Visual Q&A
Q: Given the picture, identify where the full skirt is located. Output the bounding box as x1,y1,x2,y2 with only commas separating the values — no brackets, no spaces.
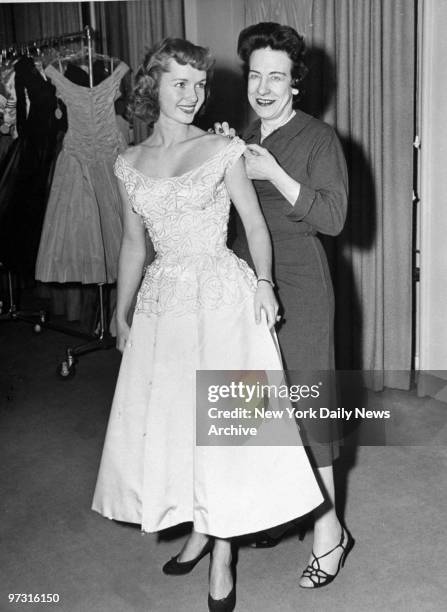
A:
92,296,323,538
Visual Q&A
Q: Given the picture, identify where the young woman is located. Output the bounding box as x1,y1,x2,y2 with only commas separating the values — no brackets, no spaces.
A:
91,38,322,611
215,22,354,588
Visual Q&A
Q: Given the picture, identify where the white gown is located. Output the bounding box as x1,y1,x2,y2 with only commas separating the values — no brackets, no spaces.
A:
92,137,323,537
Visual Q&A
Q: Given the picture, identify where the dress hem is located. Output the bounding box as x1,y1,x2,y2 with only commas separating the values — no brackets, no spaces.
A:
92,497,323,539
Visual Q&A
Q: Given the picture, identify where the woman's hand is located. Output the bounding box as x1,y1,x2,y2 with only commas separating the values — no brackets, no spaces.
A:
244,144,279,181
209,121,237,138
116,318,131,353
243,144,280,182
254,282,279,329
246,144,303,205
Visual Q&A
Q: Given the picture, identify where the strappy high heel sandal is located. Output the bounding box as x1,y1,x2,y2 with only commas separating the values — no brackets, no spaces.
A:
299,527,354,588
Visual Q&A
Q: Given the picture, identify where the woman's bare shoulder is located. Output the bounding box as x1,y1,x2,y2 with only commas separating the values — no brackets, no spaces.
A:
120,142,157,167
120,144,142,163
196,132,232,154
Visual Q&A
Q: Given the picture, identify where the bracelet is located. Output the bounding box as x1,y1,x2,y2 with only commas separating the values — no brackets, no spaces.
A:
257,278,275,288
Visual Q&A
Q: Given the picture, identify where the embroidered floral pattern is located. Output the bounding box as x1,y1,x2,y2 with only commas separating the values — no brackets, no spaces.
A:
113,138,257,317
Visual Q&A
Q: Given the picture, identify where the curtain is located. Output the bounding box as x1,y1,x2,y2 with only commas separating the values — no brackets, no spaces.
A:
0,2,81,46
0,4,15,47
94,1,131,64
93,2,133,111
126,0,185,143
244,0,313,37
244,0,415,389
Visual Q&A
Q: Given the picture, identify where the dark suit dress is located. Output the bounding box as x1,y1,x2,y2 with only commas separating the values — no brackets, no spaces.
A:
232,109,348,468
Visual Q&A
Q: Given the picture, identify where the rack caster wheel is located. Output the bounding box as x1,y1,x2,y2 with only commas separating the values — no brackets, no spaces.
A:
37,310,46,328
57,360,76,379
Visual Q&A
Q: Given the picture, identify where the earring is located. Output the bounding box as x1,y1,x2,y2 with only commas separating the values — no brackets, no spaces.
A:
292,88,299,96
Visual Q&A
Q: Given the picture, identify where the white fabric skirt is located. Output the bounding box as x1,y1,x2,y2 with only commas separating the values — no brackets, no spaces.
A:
92,298,323,537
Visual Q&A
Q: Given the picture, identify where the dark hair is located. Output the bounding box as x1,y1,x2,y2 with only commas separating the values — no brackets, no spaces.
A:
130,38,214,126
237,22,308,101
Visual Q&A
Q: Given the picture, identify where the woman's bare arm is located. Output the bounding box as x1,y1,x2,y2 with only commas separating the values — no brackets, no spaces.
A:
225,157,278,328
115,180,147,351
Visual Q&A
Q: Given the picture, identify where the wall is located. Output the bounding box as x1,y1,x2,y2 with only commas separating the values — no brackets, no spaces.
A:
418,0,447,374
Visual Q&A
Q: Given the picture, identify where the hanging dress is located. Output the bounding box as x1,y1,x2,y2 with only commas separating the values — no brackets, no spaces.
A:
92,138,323,538
35,61,129,284
0,66,17,165
0,57,65,275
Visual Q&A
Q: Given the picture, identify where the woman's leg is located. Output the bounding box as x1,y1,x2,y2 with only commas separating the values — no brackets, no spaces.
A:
209,538,233,600
176,529,209,562
299,464,345,586
162,529,212,575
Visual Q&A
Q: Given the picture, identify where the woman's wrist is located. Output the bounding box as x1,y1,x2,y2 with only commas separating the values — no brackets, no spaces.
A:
257,277,275,289
115,312,129,326
269,159,285,186
270,163,301,206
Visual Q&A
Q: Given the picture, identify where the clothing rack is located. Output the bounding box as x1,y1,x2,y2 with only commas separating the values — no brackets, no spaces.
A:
1,27,98,61
0,25,116,378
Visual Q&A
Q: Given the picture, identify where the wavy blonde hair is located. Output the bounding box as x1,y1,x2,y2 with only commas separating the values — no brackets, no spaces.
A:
130,38,214,126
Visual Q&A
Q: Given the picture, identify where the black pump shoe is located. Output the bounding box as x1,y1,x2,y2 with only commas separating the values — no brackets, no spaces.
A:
208,583,236,612
208,551,236,612
162,538,213,575
250,531,281,548
251,523,306,548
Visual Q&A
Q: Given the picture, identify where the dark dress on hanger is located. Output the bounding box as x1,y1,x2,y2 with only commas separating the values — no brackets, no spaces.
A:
0,56,66,275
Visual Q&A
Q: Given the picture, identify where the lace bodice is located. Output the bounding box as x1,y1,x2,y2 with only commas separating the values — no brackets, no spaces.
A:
45,62,128,162
114,137,257,316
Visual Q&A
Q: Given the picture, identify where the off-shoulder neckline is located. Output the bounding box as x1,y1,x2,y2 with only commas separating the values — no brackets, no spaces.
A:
117,137,244,182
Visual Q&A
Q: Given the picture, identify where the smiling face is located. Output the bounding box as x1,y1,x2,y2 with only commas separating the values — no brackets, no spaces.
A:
247,47,297,123
158,59,207,125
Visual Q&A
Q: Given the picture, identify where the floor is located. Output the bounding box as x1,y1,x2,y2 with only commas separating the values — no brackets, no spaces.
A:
1,317,447,612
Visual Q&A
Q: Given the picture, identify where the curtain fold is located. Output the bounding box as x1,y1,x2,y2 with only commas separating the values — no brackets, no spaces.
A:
0,4,15,47
94,1,131,64
243,0,313,37
126,0,185,143
244,0,414,388
309,0,414,388
0,2,81,46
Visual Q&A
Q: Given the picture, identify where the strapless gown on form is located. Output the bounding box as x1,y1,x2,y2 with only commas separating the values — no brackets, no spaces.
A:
92,138,323,537
35,62,129,284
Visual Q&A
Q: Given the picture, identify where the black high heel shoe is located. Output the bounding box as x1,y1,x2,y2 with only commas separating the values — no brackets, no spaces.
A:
250,530,280,548
299,527,354,589
208,555,236,612
208,583,236,612
162,538,213,575
250,523,306,548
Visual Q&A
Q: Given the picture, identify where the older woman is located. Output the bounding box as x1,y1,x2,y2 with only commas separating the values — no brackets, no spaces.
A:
217,22,353,588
